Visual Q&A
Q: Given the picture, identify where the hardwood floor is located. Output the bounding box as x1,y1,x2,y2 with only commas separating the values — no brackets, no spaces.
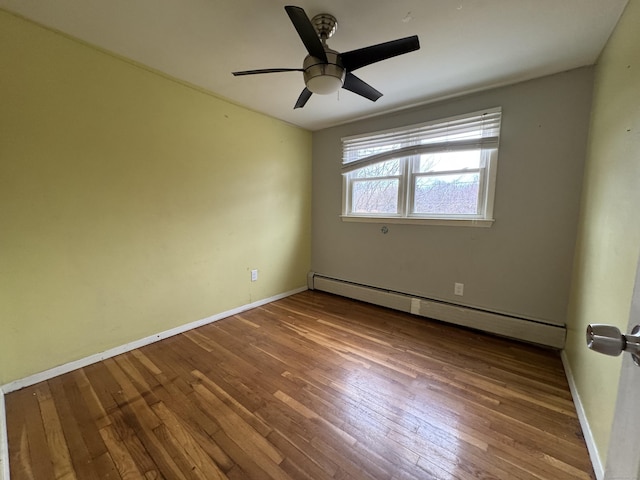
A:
6,291,595,480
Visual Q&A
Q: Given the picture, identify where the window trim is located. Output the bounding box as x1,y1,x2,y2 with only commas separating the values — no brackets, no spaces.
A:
339,215,495,227
341,108,501,226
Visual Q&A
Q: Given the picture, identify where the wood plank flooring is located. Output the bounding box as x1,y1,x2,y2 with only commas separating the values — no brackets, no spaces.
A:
6,291,595,479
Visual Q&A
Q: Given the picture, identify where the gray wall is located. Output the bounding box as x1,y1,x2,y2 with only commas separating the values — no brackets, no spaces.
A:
312,67,594,326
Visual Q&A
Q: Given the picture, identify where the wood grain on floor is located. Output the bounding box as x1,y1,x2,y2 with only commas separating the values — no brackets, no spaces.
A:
6,291,595,479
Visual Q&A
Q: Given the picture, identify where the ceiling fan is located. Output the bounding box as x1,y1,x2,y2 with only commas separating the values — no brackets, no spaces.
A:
232,5,420,109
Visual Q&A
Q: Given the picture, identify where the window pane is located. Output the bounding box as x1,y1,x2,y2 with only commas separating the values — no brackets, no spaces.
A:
352,179,399,214
418,150,481,173
413,173,479,215
352,159,401,179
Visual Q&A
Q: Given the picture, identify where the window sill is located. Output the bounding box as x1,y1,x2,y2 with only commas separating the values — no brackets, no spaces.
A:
340,215,494,227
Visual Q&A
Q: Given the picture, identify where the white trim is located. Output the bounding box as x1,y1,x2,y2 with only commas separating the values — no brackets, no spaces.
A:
340,215,494,227
1,286,306,395
341,108,502,223
0,387,8,480
561,351,604,480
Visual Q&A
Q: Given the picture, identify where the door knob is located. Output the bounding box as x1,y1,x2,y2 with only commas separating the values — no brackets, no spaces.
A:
586,324,640,366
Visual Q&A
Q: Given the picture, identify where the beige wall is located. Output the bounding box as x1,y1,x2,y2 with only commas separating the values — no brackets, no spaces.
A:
312,68,593,327
0,10,312,385
565,0,640,468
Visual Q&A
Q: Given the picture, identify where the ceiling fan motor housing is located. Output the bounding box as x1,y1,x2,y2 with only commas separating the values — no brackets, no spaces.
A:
303,50,345,94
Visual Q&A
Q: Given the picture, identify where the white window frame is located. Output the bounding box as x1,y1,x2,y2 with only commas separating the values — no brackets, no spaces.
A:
341,108,501,227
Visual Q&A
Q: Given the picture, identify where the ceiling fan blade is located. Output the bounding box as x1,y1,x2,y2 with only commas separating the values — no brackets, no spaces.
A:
340,35,420,72
294,88,312,109
285,6,328,62
232,68,303,76
342,73,383,102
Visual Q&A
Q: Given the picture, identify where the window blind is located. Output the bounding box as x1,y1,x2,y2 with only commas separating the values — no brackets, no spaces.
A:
342,107,501,173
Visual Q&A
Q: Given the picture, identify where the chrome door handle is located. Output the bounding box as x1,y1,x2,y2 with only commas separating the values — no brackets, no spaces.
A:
586,324,640,366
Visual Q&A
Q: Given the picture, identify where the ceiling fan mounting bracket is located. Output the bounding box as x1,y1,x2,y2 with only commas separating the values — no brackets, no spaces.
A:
311,13,338,41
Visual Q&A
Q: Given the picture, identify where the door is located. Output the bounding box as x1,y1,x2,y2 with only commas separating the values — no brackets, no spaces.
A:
603,252,640,479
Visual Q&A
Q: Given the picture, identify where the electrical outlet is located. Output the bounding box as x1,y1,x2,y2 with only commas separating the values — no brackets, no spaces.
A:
251,269,258,282
454,282,464,296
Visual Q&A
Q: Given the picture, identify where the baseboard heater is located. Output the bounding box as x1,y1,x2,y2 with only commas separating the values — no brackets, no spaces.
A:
307,272,565,349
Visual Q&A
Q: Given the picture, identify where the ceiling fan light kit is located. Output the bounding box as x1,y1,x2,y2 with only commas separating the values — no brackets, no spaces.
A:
232,5,420,109
303,50,345,94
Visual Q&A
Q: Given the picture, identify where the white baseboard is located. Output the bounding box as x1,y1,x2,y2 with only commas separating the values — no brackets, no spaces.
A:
0,286,306,480
1,286,306,395
561,351,604,480
0,388,8,480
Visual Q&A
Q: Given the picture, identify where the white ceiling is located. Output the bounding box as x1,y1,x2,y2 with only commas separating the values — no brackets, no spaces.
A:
1,0,628,131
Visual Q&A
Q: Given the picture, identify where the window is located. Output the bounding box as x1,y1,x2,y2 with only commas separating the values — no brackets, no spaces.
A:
341,108,501,226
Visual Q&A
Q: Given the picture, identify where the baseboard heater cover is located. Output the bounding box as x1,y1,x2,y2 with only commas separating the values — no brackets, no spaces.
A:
308,273,565,349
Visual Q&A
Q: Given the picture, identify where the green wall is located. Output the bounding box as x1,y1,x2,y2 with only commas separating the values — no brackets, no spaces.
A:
0,10,312,385
565,0,640,469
